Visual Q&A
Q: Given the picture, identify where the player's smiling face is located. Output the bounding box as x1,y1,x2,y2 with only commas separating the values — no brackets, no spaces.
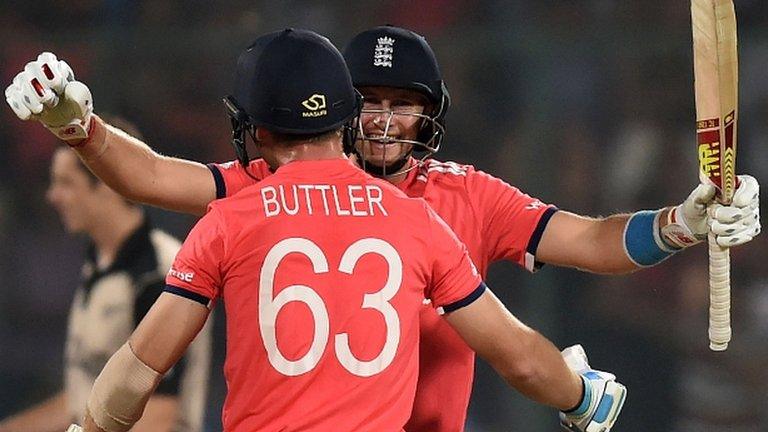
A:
46,149,101,234
357,86,429,168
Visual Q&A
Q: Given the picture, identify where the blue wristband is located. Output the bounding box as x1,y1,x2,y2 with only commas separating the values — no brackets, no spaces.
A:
564,375,592,416
624,210,677,267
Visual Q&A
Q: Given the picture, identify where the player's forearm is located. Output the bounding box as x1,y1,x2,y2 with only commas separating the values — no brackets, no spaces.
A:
489,328,582,410
72,115,214,216
537,212,639,274
445,291,582,410
583,214,642,274
0,392,71,432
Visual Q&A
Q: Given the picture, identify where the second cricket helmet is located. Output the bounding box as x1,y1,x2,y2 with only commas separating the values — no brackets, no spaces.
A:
224,28,361,167
343,25,450,155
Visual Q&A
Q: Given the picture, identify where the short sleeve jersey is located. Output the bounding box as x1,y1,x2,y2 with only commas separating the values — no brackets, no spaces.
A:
207,157,555,431
170,159,483,432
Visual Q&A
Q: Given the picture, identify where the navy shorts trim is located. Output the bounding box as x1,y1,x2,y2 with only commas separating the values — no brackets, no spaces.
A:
164,284,211,307
442,282,487,313
206,163,226,199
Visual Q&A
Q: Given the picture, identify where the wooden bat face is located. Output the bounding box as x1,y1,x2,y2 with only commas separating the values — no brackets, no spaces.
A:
692,0,738,204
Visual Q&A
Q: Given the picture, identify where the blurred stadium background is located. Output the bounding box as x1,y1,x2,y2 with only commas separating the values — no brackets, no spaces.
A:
1,1,767,431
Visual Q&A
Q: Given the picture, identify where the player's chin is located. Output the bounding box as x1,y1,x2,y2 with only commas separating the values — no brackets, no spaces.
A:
363,155,404,168
361,143,405,161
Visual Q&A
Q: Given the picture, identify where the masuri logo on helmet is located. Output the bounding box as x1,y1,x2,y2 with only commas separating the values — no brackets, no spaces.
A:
301,94,328,117
223,28,361,167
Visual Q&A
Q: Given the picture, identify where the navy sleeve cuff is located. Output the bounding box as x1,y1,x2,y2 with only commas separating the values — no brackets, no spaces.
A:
164,284,212,308
525,207,558,271
441,282,487,313
526,206,558,256
206,163,226,199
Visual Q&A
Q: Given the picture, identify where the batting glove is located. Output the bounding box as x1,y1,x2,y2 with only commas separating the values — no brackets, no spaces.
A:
709,175,760,247
65,425,83,432
5,52,93,141
559,345,626,432
662,175,760,248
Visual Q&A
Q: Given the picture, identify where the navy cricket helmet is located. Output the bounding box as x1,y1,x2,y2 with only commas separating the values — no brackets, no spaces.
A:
224,29,361,167
343,25,450,156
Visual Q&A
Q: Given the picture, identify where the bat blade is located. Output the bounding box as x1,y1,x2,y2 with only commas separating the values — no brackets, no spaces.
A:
692,0,738,203
691,0,738,351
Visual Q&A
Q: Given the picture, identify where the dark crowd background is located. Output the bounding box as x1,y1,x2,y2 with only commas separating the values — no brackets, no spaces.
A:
1,1,767,431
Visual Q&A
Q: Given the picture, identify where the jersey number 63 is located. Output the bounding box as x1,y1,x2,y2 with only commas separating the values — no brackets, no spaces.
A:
259,237,402,377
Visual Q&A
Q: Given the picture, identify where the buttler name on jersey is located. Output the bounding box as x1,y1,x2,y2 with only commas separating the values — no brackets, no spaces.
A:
261,184,389,217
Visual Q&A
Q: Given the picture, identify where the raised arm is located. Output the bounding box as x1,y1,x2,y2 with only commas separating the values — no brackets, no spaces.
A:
82,293,209,432
75,115,216,216
537,177,760,274
5,52,217,216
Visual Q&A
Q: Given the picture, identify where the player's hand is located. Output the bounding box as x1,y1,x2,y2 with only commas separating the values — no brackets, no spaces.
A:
661,183,715,248
663,175,760,249
65,425,83,432
709,174,760,247
559,345,626,432
5,52,93,141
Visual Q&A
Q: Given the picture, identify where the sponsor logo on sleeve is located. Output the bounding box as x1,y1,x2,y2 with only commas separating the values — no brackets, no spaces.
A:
168,268,194,283
524,200,545,210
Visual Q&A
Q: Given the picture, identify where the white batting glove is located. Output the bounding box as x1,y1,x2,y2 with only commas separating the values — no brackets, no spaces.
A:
5,52,93,141
559,345,626,432
662,175,760,249
709,175,760,247
660,183,714,248
65,425,83,432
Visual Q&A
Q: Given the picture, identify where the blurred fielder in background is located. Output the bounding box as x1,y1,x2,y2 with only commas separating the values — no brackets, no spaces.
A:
57,29,622,432
0,117,211,432
4,25,760,431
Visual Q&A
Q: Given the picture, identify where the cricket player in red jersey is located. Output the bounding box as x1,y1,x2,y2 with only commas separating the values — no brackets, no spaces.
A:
41,29,623,432
6,26,759,431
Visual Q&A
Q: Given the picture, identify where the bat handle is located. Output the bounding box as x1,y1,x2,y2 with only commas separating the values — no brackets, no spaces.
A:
708,231,731,351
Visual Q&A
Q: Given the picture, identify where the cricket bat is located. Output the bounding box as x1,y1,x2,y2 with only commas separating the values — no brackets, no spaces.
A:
691,0,738,351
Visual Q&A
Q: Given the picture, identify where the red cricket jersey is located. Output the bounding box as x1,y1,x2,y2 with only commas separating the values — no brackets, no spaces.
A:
208,158,555,431
168,159,484,432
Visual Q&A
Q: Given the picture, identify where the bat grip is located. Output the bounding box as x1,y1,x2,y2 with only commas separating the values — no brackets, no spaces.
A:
708,231,731,351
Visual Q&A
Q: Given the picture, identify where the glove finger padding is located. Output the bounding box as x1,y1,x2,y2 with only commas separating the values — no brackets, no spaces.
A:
34,52,73,94
24,61,58,107
5,83,32,120
19,73,47,115
714,220,760,247
710,203,754,224
732,175,759,208
710,217,756,235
